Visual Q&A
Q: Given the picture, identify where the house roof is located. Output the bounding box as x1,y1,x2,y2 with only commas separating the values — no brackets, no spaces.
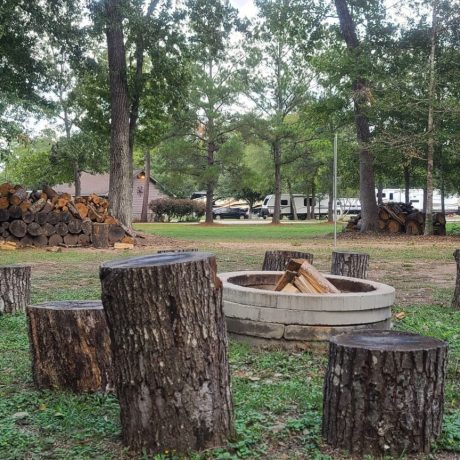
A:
54,170,162,196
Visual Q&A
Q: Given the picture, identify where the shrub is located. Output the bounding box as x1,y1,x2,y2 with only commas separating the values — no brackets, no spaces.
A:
149,198,206,222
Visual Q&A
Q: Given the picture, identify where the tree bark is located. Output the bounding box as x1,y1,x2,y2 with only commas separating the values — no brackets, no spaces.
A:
331,251,369,279
334,0,378,232
92,223,110,248
424,0,438,235
272,143,282,224
452,249,460,309
27,301,113,392
262,250,314,271
287,180,298,220
404,165,410,205
105,0,133,228
0,265,31,314
140,151,151,222
100,252,234,454
322,331,447,456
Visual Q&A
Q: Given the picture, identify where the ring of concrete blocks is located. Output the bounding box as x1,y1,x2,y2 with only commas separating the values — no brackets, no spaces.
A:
219,271,395,344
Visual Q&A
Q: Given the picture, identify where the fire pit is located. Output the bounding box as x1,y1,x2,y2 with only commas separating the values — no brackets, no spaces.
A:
219,271,395,349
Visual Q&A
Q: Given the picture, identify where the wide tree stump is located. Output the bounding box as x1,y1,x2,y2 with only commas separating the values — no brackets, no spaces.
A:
100,252,234,454
26,301,113,392
0,265,31,314
322,331,447,457
331,250,369,279
262,250,314,271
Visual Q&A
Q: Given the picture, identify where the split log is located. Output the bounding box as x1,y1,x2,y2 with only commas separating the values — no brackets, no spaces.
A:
323,331,447,456
8,205,22,219
0,208,9,222
331,251,369,279
92,223,109,248
19,200,31,212
9,187,27,206
9,220,27,238
68,219,82,234
26,301,113,392
48,234,63,246
55,222,69,236
42,185,58,200
378,208,389,220
298,261,340,293
0,197,9,209
387,219,401,233
100,252,234,454
47,211,61,225
406,220,421,235
63,234,80,246
262,250,314,271
29,198,47,213
22,211,35,224
27,222,44,236
75,202,88,219
0,265,31,314
0,182,12,196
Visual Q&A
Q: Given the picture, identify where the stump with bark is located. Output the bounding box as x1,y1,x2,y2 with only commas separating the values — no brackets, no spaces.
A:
27,300,113,392
322,331,447,457
452,249,460,309
100,252,234,454
92,223,109,248
0,265,31,314
262,250,314,271
331,250,369,279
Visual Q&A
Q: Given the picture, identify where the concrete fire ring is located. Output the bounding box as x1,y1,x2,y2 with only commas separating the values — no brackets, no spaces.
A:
219,271,395,349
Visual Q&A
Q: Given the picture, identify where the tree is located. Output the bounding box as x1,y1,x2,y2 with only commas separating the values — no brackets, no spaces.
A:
333,0,379,232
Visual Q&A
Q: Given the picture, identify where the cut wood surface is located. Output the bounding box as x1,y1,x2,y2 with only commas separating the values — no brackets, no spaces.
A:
27,301,113,392
100,252,234,454
298,262,340,293
323,331,448,456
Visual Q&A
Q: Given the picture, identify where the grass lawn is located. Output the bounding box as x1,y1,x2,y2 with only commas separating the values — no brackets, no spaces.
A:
1,228,460,459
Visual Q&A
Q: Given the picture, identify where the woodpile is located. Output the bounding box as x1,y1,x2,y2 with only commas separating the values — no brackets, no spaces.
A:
346,202,446,235
274,259,341,294
0,182,134,248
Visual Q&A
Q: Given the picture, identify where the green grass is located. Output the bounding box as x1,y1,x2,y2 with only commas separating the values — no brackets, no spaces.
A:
134,222,339,242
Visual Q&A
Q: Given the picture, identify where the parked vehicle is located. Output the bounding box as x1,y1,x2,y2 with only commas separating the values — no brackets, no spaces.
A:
212,207,248,219
260,194,360,219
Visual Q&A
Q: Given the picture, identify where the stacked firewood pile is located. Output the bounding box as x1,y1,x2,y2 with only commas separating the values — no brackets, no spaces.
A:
0,183,133,248
346,202,446,235
274,259,341,294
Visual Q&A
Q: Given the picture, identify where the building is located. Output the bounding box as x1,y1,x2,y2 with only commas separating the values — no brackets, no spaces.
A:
54,170,169,221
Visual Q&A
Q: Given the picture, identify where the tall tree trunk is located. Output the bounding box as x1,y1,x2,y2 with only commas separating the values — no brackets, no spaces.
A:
377,184,383,205
440,146,445,214
424,0,438,235
140,151,151,222
205,138,216,224
310,180,316,219
105,0,133,228
404,165,410,205
272,144,282,224
287,180,298,220
334,0,378,232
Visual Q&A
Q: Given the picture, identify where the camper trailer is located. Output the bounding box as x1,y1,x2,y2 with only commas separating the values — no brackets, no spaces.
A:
260,194,361,219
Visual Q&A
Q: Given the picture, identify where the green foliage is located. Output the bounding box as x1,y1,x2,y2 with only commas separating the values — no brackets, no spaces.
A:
149,197,206,222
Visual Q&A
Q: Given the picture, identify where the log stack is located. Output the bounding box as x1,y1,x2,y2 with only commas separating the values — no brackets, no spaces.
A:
0,182,134,248
274,259,341,294
346,202,446,235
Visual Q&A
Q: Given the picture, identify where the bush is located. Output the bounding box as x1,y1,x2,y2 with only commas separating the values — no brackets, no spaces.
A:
149,198,206,222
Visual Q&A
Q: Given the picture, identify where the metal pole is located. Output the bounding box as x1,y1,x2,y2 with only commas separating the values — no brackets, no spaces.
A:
333,133,338,247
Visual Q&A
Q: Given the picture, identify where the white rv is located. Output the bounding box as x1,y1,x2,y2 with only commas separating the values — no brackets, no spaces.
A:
260,194,361,219
378,189,459,213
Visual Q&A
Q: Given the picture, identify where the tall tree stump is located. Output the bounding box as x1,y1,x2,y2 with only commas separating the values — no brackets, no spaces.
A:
262,250,314,271
92,223,109,248
452,249,460,309
27,301,113,392
100,252,234,454
322,331,447,457
331,250,369,279
0,265,31,314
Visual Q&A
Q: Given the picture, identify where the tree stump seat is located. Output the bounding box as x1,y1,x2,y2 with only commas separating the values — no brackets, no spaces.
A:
100,252,234,455
27,300,113,393
262,250,314,271
322,331,448,457
331,250,369,279
0,264,31,314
